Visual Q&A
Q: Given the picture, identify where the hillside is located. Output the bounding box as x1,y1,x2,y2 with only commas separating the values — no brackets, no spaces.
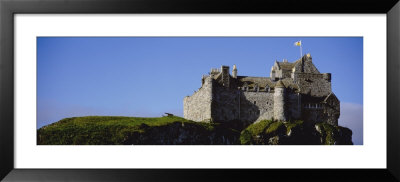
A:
37,116,352,145
37,116,239,145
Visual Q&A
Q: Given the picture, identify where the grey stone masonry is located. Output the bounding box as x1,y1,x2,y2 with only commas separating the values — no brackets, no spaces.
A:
184,53,340,126
273,80,286,121
183,76,213,122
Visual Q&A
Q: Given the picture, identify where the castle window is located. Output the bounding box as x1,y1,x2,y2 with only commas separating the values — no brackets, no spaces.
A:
254,101,256,105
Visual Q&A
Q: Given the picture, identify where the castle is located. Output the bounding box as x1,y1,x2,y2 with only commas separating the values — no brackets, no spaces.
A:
183,53,340,126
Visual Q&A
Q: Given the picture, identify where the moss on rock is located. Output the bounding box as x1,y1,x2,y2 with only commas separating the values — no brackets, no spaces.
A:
240,120,353,145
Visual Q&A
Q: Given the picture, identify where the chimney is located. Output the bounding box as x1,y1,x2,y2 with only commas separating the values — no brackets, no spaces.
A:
221,65,230,87
232,64,237,78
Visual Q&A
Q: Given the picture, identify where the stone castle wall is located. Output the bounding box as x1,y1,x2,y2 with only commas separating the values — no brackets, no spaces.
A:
286,92,302,120
184,78,338,126
185,84,306,123
183,77,213,122
302,105,338,126
295,73,332,97
211,86,275,123
211,86,240,121
302,107,326,124
323,94,340,126
241,91,274,122
323,106,339,126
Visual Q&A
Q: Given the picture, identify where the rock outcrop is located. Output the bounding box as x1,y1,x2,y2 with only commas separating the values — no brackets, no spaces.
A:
239,120,353,145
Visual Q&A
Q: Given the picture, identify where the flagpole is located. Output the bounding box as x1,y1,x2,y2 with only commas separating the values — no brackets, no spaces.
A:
300,40,302,58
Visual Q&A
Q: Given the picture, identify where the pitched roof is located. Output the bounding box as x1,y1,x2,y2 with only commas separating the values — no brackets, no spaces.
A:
276,62,295,70
237,76,273,88
236,76,299,91
276,59,302,71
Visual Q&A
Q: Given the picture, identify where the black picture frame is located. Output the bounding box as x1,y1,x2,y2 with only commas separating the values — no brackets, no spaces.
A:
1,0,399,181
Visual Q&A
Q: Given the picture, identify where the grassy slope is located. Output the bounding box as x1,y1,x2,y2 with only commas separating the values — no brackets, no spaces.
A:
37,116,214,145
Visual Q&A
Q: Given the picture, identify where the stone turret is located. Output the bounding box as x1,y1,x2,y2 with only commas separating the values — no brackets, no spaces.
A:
232,64,237,78
274,80,286,121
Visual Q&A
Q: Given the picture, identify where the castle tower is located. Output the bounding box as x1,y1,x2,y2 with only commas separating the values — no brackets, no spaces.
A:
274,80,286,121
232,65,237,78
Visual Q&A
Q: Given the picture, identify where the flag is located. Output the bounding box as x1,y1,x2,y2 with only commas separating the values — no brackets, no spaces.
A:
294,41,301,46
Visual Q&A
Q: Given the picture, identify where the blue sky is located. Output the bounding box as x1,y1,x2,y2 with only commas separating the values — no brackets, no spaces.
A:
37,37,363,144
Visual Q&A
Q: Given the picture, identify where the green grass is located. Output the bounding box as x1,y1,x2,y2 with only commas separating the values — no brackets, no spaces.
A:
245,120,274,135
240,120,274,144
37,116,208,145
265,122,283,134
240,120,288,144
